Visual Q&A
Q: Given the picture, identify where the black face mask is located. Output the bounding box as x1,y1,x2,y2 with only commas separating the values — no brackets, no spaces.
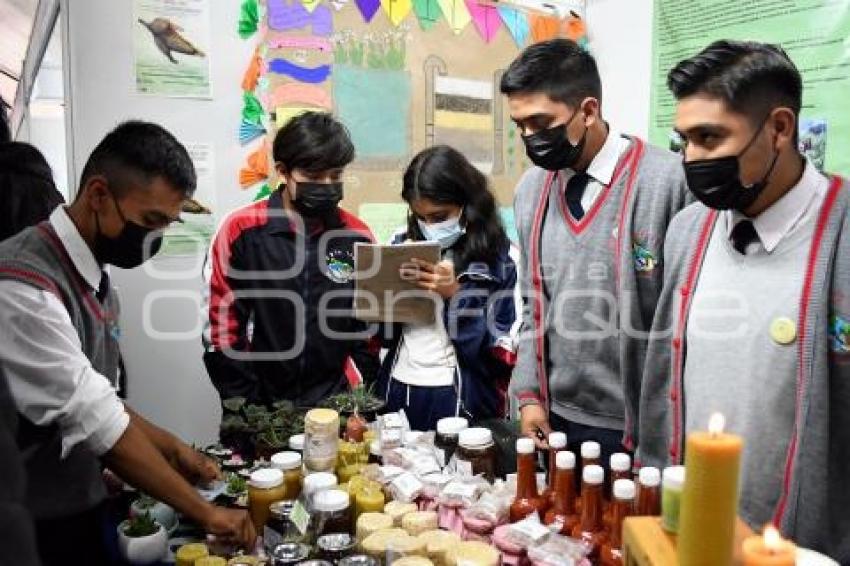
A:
291,181,344,217
94,193,164,269
683,121,779,212
521,109,588,171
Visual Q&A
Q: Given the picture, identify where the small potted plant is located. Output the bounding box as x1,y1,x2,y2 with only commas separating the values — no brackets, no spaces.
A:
130,493,177,534
117,512,168,565
319,384,385,422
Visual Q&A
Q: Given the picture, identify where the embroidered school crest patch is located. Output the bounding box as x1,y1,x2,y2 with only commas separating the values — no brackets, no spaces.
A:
632,242,657,273
325,248,354,284
829,315,850,353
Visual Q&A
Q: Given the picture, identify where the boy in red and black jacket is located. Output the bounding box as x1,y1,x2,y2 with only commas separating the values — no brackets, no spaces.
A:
202,112,378,407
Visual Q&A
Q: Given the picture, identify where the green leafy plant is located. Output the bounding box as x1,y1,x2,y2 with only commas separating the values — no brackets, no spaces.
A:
134,493,157,510
220,397,305,457
124,512,160,538
226,473,248,495
319,384,383,414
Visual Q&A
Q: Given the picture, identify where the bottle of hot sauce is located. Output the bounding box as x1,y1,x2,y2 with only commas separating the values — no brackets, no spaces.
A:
600,479,636,566
541,432,567,512
605,453,632,527
575,441,601,514
509,438,546,522
571,464,607,561
543,451,579,535
635,467,661,516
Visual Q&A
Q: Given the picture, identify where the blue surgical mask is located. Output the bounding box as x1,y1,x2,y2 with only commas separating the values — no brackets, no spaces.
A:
417,211,465,249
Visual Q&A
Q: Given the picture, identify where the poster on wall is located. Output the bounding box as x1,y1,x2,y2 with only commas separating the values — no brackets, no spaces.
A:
160,143,217,256
133,0,212,98
649,0,850,175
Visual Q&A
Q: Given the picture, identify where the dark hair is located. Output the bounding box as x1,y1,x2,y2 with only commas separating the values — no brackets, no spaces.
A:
79,120,196,198
402,145,508,270
0,142,65,241
500,38,601,107
667,40,802,134
0,96,10,143
273,111,355,174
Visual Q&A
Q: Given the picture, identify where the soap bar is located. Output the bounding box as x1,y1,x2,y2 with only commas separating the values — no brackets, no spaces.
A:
392,557,435,566
417,530,460,566
356,512,394,541
361,528,409,558
401,511,439,536
175,543,209,566
446,541,499,566
385,501,419,526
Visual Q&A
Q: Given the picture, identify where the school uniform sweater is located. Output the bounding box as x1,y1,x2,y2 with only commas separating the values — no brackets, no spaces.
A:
511,136,691,444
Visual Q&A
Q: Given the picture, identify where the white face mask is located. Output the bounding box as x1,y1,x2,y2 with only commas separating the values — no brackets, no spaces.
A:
417,210,465,249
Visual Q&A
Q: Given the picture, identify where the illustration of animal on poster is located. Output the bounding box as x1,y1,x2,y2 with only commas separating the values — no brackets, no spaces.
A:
239,0,586,241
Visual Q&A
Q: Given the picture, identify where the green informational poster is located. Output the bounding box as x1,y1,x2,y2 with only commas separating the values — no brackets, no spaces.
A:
650,0,850,175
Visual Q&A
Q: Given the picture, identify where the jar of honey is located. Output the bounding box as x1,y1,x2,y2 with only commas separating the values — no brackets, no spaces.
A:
249,468,287,530
271,451,304,500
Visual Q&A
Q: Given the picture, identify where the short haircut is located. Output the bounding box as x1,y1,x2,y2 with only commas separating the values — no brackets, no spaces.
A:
500,38,602,107
79,120,196,198
272,111,355,174
668,40,802,131
0,142,65,241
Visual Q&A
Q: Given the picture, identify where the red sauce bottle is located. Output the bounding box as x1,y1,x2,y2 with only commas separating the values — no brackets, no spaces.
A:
600,479,636,566
575,441,601,515
509,437,546,522
605,453,632,528
543,450,579,535
571,464,607,561
541,431,567,513
635,467,661,516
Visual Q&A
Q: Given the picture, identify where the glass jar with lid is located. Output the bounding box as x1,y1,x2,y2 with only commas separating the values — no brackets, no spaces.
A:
248,468,287,530
313,489,353,537
435,417,468,467
455,428,496,482
271,451,304,500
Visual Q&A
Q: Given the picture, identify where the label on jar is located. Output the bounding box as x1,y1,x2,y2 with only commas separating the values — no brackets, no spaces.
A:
264,525,283,550
382,413,404,428
456,458,473,477
290,499,311,536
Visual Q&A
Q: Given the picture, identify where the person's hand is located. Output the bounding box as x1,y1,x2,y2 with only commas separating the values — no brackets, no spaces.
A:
401,258,460,299
520,403,552,450
171,443,221,486
201,505,257,550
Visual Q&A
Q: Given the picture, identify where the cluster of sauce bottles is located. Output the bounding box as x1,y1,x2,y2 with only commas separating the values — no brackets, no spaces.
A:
509,433,661,566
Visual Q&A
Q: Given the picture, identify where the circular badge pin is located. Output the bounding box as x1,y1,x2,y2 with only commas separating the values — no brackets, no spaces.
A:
770,317,796,345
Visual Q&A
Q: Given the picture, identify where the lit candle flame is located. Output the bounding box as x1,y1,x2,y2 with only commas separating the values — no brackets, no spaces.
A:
764,525,782,553
708,412,725,435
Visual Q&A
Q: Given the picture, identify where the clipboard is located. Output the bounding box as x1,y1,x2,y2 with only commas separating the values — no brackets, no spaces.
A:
354,241,442,324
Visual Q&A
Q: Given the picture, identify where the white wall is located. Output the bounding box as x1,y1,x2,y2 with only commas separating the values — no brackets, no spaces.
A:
64,0,254,444
62,0,656,444
586,0,654,139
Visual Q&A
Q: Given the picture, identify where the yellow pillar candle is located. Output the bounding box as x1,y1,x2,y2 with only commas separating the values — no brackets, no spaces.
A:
338,463,365,484
742,525,796,566
355,485,387,522
677,413,743,566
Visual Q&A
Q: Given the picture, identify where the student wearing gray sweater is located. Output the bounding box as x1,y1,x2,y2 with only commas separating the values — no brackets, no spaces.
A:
503,39,691,468
638,40,850,562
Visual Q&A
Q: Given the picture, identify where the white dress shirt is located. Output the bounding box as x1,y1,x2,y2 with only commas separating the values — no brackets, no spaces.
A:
0,207,129,458
726,159,827,254
570,127,629,211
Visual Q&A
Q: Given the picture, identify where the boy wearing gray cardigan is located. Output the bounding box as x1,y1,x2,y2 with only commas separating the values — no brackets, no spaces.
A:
638,40,850,562
503,39,690,467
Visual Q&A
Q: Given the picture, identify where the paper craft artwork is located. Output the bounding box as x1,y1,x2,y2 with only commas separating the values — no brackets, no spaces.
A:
434,75,495,173
380,0,414,26
498,6,529,47
239,119,267,145
267,59,332,83
275,106,315,129
239,0,259,38
266,36,333,51
266,83,332,110
242,47,263,92
412,0,441,30
464,0,501,43
529,13,560,42
239,142,270,188
437,0,471,34
355,0,382,22
267,0,333,35
302,0,322,13
242,91,265,125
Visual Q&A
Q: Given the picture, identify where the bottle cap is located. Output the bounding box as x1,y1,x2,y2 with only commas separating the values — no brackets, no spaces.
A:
271,451,302,471
548,432,567,449
437,417,469,436
516,437,535,454
555,450,575,470
610,453,631,473
313,489,350,513
249,468,284,489
639,466,661,488
580,441,600,460
613,479,636,500
458,428,492,448
662,466,685,490
582,464,604,485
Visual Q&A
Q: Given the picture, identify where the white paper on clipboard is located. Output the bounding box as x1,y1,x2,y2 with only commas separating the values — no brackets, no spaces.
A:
354,241,441,324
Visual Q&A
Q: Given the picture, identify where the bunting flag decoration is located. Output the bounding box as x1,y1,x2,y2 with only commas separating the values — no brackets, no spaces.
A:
381,0,414,26
253,183,273,201
239,142,270,189
302,0,322,13
241,47,263,92
412,0,441,30
529,13,560,42
239,120,267,145
497,6,529,47
242,91,265,125
564,15,586,42
355,0,382,22
436,0,472,34
464,0,501,43
238,0,259,39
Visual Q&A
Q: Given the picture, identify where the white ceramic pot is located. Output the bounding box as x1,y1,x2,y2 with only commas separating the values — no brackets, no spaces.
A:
117,520,169,565
130,498,178,533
